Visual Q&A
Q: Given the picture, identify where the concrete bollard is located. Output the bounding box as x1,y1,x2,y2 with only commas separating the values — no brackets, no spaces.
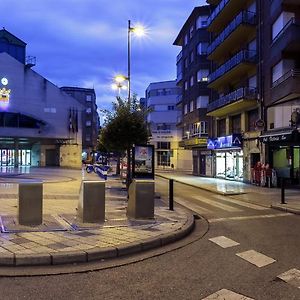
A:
78,180,105,223
127,179,155,219
18,182,43,226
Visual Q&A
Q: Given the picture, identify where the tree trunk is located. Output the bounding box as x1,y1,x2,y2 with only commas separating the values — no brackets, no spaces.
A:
126,148,132,190
116,154,121,175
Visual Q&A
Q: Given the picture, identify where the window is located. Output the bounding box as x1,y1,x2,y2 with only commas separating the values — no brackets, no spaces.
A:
184,81,188,90
247,109,259,131
86,95,92,102
272,59,293,85
196,95,209,108
184,33,188,46
248,75,257,88
231,114,241,134
190,25,194,38
184,104,188,114
196,15,208,29
200,121,207,134
197,69,209,82
86,108,92,113
157,142,170,149
217,119,226,136
189,101,194,112
157,124,171,130
272,11,295,40
86,121,92,126
157,89,164,95
190,76,194,87
168,105,175,111
44,107,56,113
157,151,170,167
86,136,91,142
197,42,208,55
190,51,194,63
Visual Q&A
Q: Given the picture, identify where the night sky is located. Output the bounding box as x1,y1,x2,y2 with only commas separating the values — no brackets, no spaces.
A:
2,0,206,118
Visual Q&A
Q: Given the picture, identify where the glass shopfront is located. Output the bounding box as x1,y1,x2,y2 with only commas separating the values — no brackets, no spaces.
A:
216,150,243,181
0,149,31,166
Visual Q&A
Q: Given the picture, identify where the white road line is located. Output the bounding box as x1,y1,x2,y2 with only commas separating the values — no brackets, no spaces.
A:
209,213,292,223
191,195,242,212
174,197,212,214
213,195,268,211
277,268,300,289
236,250,276,267
209,236,240,248
202,288,255,300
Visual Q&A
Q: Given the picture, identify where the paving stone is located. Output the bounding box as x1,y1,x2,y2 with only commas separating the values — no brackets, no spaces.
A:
15,253,51,266
87,247,117,261
51,250,87,265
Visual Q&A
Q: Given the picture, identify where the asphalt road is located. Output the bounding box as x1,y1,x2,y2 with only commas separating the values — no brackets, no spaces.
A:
0,177,299,300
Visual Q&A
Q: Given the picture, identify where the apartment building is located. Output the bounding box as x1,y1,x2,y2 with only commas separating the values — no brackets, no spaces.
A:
145,80,192,170
174,5,213,176
206,0,260,182
260,0,300,183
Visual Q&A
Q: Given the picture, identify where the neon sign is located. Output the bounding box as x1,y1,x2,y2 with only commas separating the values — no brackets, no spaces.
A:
0,77,10,105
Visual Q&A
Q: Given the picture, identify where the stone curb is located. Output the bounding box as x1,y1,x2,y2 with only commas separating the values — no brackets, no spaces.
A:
0,213,195,267
271,204,300,215
155,174,246,196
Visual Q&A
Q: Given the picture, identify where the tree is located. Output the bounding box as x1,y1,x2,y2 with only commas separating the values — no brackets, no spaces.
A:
99,95,150,187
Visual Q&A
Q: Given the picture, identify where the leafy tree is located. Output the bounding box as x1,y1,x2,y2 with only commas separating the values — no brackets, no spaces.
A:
99,95,150,187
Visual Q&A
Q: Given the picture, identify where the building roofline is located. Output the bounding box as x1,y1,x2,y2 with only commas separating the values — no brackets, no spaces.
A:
60,86,96,93
173,5,211,46
0,28,27,46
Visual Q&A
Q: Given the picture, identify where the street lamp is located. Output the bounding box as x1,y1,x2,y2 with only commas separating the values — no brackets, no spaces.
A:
111,74,128,95
127,20,145,103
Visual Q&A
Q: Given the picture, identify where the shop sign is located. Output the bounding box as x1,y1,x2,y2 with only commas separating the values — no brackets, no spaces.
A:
260,133,292,143
207,134,242,150
183,137,207,147
0,77,10,105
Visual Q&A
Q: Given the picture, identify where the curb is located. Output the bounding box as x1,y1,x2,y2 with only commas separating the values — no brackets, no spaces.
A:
271,204,300,215
156,174,246,196
0,213,195,267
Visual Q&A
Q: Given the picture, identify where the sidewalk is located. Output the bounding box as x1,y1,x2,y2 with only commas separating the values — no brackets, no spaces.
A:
156,171,300,215
0,168,194,266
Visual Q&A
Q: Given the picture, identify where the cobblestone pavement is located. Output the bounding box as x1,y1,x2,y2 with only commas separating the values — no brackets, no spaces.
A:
0,168,194,266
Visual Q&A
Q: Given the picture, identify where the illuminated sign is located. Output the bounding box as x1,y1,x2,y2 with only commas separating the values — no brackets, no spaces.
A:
0,77,10,105
207,134,242,150
1,78,8,86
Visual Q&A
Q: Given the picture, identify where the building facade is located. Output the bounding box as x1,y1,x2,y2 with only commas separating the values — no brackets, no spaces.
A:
205,0,260,182
174,5,213,176
145,80,192,170
60,87,100,161
0,29,84,168
260,0,300,184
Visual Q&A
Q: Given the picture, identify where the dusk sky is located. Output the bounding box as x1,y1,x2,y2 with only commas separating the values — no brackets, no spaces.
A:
2,0,206,118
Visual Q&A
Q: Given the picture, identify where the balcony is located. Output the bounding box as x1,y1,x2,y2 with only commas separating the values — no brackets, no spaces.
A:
176,50,183,63
271,18,300,55
176,94,183,106
271,69,300,103
207,87,258,117
207,0,246,33
208,50,257,89
176,115,183,127
176,72,183,85
207,11,257,61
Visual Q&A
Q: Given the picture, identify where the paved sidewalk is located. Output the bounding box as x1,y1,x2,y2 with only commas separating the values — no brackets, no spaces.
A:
156,171,300,215
0,168,194,266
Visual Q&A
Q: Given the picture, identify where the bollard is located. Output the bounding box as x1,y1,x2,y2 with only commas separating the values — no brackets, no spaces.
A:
19,182,43,226
169,179,174,211
78,180,105,223
281,178,286,204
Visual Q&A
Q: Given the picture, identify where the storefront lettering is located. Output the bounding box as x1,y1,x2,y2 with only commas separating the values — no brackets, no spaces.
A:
261,134,290,143
207,134,242,150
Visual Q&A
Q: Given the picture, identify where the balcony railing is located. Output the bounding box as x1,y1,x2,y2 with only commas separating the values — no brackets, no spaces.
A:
272,69,300,88
207,87,257,112
207,0,230,27
176,94,183,104
207,11,257,56
176,72,183,83
208,49,257,84
272,17,300,44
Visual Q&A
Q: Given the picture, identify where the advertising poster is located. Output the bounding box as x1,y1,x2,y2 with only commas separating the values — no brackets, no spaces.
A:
132,145,154,179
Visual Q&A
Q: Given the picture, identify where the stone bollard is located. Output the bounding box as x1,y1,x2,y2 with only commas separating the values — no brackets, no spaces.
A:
127,179,155,219
78,180,105,223
18,182,43,226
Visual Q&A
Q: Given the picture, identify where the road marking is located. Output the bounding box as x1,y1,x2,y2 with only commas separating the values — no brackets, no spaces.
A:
209,213,292,223
209,236,240,248
174,197,212,214
213,195,268,211
202,288,254,299
236,250,276,267
277,268,300,289
192,195,242,212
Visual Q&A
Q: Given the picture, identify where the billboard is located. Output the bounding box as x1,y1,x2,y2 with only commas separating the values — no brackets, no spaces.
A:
132,145,154,179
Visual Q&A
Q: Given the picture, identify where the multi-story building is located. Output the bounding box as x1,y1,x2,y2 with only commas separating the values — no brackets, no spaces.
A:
260,0,300,183
0,29,84,168
205,0,260,182
60,87,100,161
145,80,192,170
174,5,213,176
